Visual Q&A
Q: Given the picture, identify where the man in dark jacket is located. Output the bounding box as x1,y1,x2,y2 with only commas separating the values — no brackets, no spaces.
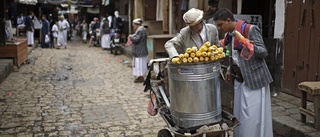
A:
130,18,148,83
25,11,34,47
41,15,50,48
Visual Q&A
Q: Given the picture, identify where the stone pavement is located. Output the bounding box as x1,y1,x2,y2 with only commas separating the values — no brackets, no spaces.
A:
1,36,320,137
0,39,168,136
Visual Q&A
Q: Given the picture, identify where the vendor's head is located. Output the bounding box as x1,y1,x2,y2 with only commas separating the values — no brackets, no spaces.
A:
114,11,119,17
29,11,34,17
94,17,99,23
132,18,142,30
208,0,220,13
41,15,46,20
213,8,236,34
183,8,204,34
60,15,65,20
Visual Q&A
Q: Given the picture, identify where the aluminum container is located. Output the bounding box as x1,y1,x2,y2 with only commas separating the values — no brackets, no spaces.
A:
168,61,222,128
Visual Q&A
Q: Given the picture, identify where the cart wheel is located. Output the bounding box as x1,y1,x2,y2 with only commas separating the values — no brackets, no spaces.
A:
157,129,172,137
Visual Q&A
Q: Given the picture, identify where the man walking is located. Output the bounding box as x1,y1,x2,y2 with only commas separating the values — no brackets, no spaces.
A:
25,11,34,47
41,15,50,48
57,15,70,49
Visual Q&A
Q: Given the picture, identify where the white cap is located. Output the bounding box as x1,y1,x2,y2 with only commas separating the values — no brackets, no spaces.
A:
183,8,204,26
133,18,142,25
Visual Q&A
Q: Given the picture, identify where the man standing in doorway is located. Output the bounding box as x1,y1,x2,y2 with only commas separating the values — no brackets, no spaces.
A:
214,8,273,137
25,11,34,47
57,15,70,49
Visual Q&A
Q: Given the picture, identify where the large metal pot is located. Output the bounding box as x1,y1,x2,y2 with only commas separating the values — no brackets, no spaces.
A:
168,61,222,128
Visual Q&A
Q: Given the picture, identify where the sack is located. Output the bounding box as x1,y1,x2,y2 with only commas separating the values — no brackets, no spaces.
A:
45,35,50,44
147,92,158,116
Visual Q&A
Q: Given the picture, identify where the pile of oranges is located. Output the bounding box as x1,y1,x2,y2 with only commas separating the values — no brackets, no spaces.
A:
171,42,226,64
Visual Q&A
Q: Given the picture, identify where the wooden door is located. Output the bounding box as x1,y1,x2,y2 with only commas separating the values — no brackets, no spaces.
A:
283,0,320,97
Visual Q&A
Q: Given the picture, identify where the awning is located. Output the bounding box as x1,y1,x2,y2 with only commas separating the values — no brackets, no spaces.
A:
47,0,94,7
15,0,38,5
87,7,99,14
91,0,101,5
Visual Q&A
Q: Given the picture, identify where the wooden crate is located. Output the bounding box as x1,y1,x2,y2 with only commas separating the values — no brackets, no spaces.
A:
0,39,28,67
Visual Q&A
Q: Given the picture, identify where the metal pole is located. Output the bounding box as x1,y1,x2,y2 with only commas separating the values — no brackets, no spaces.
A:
169,0,172,35
129,0,132,34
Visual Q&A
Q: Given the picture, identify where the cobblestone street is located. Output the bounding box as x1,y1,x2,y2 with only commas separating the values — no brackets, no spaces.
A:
0,39,167,137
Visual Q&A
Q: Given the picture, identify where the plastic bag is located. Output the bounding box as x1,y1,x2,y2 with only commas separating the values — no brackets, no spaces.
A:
240,41,254,60
147,92,158,116
45,35,50,44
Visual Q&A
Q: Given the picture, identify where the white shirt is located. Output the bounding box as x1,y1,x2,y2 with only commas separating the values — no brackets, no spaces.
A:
107,16,112,28
58,20,70,30
52,24,58,37
17,16,24,25
196,24,207,49
230,31,240,66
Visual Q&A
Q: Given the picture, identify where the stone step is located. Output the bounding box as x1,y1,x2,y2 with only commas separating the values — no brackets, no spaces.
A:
0,59,14,84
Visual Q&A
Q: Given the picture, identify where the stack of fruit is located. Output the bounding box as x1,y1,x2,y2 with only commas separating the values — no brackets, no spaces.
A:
171,42,226,64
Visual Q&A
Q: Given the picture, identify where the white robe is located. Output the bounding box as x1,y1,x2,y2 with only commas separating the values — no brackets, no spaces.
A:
231,32,273,137
132,56,148,76
57,20,70,46
82,24,87,40
27,31,34,45
101,34,110,48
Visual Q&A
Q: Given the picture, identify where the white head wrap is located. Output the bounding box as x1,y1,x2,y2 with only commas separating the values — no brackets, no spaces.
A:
114,11,119,18
183,8,204,26
60,15,65,19
133,18,142,25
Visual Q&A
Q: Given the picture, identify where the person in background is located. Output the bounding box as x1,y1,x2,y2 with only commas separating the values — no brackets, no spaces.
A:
214,8,273,137
100,18,111,49
88,17,100,47
164,8,220,59
81,20,88,44
51,20,59,48
25,11,34,47
106,13,112,28
16,13,25,37
113,11,123,33
130,18,148,83
57,15,70,49
204,0,224,39
204,0,220,25
41,15,50,48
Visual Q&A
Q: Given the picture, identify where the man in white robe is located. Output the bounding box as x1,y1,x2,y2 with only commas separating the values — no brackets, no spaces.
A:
130,19,148,83
25,12,34,47
214,8,273,137
57,15,70,49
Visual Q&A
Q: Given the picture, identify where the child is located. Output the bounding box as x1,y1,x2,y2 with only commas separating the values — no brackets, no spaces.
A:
51,21,58,48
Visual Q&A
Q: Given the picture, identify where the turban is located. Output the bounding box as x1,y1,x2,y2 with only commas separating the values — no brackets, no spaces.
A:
133,18,142,25
183,8,204,26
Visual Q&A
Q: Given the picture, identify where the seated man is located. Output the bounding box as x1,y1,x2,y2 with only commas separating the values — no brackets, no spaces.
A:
16,13,26,36
88,18,100,47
